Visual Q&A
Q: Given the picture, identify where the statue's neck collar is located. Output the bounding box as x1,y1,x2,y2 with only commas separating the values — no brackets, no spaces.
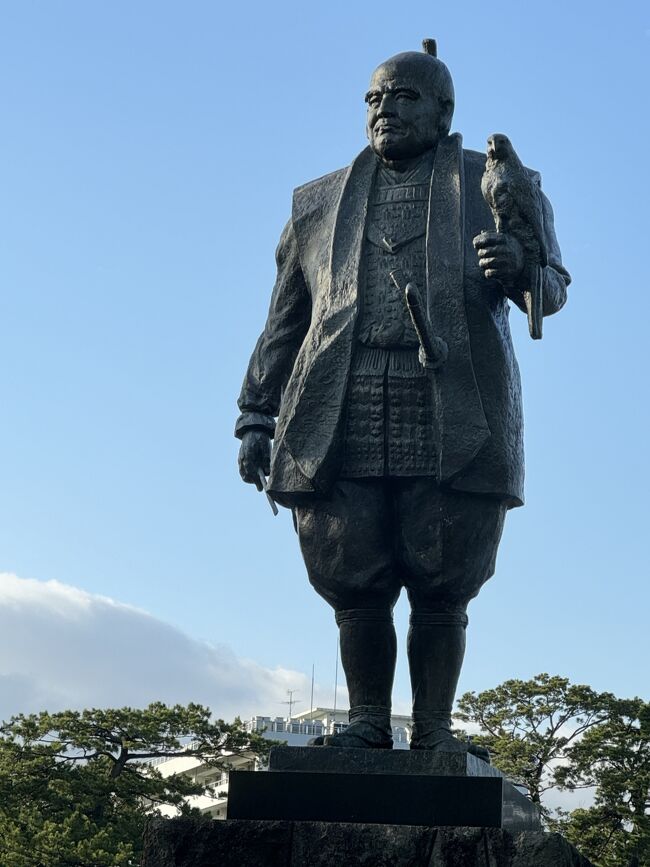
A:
376,147,436,183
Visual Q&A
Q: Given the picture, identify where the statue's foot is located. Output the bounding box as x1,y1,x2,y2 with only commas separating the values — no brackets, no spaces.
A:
309,721,392,749
410,730,491,763
467,742,491,763
410,729,467,753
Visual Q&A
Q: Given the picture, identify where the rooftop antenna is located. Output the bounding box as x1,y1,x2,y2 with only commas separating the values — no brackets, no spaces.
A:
310,663,315,719
279,689,300,721
333,637,339,718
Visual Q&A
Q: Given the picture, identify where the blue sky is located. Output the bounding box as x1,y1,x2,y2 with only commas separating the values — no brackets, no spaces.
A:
0,0,648,721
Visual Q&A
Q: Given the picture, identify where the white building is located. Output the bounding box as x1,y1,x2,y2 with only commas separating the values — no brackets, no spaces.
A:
153,707,413,819
244,706,412,748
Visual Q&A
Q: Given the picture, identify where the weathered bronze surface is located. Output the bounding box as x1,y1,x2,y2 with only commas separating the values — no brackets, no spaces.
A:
236,40,570,752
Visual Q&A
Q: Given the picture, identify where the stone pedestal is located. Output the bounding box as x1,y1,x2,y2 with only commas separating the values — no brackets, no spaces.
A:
142,818,596,866
141,746,594,865
228,746,540,832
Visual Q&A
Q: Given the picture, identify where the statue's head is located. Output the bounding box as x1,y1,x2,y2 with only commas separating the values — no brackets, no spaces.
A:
365,42,454,163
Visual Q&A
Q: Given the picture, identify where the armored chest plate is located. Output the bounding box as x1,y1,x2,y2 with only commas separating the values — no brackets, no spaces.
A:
357,161,431,349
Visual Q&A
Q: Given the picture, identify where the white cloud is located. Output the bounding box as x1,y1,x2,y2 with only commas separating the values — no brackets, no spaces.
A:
0,573,336,722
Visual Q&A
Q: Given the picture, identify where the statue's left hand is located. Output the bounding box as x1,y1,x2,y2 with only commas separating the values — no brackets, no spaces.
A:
473,231,524,286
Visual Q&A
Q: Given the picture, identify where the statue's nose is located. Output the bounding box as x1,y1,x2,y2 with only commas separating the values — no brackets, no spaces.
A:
375,94,395,116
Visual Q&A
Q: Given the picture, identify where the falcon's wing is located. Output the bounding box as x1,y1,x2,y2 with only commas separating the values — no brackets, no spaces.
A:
510,166,548,266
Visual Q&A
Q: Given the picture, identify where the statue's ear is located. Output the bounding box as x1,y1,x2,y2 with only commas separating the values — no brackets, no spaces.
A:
438,97,454,135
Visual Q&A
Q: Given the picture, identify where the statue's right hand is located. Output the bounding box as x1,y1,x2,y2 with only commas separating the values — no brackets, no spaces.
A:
238,430,272,491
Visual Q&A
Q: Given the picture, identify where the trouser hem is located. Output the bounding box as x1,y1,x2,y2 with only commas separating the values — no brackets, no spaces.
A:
409,612,468,627
336,608,393,625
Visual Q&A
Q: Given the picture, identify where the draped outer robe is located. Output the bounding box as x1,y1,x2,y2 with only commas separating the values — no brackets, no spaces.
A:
236,134,570,508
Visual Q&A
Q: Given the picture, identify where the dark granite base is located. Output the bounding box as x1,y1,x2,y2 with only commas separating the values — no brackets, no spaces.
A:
228,769,538,831
269,744,503,777
142,818,596,866
228,746,540,832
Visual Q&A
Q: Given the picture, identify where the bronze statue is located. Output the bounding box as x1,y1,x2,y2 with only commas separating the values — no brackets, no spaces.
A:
235,40,570,751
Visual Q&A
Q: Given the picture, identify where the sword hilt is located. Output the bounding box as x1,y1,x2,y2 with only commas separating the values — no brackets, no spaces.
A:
390,270,448,370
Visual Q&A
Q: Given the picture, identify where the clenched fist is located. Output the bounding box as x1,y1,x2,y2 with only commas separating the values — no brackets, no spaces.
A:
473,231,524,286
238,430,272,490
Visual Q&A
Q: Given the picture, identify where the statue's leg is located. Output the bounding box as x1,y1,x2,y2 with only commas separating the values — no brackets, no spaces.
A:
407,609,469,752
396,479,507,752
293,479,401,748
330,607,397,747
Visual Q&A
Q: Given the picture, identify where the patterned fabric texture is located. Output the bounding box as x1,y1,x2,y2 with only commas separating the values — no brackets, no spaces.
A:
340,346,437,478
357,158,431,349
341,154,437,478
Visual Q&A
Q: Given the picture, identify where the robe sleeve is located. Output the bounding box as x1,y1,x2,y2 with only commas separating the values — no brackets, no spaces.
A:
235,219,311,439
507,184,571,317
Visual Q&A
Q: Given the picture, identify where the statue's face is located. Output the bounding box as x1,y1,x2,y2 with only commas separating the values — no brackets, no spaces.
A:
366,60,441,162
